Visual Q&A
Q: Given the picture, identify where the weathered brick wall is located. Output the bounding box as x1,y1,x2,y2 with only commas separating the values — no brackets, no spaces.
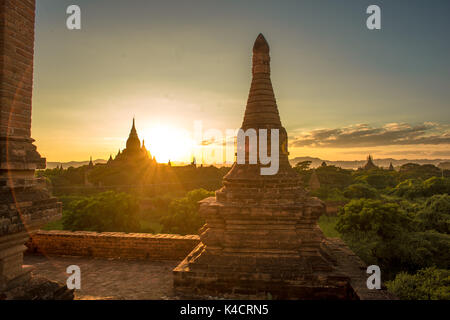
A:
1,0,63,293
27,231,200,261
0,0,35,139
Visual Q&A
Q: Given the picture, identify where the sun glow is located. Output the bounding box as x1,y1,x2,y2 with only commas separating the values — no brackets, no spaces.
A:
141,125,193,164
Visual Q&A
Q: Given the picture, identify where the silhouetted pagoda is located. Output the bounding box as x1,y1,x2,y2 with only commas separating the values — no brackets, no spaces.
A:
112,118,151,163
362,155,378,170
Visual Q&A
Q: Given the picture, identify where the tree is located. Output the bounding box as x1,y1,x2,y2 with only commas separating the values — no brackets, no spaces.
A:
386,267,450,300
393,179,423,199
315,165,353,189
399,163,442,181
343,183,378,199
159,188,214,235
295,160,312,171
62,191,140,232
393,177,450,199
421,177,450,197
417,194,450,234
354,170,397,190
336,199,450,278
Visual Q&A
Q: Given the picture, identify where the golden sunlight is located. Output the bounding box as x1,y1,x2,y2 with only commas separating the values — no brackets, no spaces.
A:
141,125,193,163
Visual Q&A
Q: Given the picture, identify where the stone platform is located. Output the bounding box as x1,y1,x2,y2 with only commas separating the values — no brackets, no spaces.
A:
174,198,356,299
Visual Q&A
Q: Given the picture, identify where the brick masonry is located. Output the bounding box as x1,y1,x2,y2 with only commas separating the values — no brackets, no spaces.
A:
27,231,200,261
0,0,68,298
26,230,394,300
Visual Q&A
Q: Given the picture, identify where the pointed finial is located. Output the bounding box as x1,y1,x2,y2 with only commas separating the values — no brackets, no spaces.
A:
251,33,271,76
253,33,269,54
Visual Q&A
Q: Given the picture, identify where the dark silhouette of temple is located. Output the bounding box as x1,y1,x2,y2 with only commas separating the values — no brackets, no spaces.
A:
111,118,155,164
362,155,378,170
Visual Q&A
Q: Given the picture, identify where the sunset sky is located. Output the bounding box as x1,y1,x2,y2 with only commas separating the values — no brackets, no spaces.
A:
32,0,450,163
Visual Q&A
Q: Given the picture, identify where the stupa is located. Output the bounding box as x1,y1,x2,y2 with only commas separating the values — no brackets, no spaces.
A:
173,34,354,299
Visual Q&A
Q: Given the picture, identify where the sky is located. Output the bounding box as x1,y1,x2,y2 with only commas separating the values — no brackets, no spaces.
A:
32,0,450,163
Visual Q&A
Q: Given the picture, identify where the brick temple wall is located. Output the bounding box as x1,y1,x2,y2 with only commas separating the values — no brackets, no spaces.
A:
0,0,35,140
26,231,200,261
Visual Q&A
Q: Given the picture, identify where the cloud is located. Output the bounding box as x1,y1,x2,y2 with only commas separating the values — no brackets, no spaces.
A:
290,122,450,148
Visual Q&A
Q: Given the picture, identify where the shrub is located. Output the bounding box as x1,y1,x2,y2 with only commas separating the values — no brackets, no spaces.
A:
343,183,379,199
336,199,450,278
393,179,423,199
62,191,140,232
421,177,450,197
311,187,347,201
417,194,450,234
159,188,214,235
387,267,450,300
354,172,397,190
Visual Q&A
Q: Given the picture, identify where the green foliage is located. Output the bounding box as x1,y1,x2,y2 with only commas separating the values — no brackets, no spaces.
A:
311,187,347,201
386,267,450,300
343,183,379,199
393,177,450,199
398,163,443,181
318,215,340,238
159,188,214,235
315,165,353,189
294,160,312,171
42,218,63,230
62,191,140,232
337,199,450,278
392,179,422,199
421,177,450,197
39,163,228,197
336,199,412,235
417,194,450,234
37,167,85,189
354,170,397,190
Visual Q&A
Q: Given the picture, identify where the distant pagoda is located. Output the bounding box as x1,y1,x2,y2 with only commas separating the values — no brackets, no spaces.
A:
112,118,151,163
362,155,378,170
388,162,395,171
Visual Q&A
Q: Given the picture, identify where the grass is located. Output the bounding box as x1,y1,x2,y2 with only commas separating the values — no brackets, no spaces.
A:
42,218,64,230
318,215,341,238
139,220,163,233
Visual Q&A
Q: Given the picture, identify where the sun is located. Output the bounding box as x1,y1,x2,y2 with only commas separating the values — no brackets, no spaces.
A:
141,125,193,164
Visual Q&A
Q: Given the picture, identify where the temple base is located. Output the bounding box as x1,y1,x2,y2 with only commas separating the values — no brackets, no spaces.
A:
173,243,357,300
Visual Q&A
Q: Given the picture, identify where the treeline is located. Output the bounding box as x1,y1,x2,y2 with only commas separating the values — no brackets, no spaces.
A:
53,188,214,236
295,161,449,299
37,162,229,197
295,161,449,201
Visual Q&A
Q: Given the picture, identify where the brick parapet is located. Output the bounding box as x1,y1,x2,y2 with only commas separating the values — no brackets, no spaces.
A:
26,230,200,261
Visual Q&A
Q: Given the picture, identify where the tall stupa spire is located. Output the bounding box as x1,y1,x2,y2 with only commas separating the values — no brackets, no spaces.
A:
218,33,302,205
242,33,281,129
